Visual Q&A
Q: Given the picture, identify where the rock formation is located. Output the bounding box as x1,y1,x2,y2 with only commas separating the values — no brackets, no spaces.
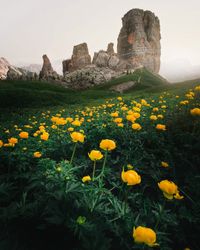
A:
0,57,11,80
117,8,161,73
92,43,120,70
107,43,115,55
7,66,38,81
3,8,161,89
62,59,73,74
63,65,121,89
92,50,110,67
61,8,161,88
71,43,91,70
39,55,60,80
63,43,91,74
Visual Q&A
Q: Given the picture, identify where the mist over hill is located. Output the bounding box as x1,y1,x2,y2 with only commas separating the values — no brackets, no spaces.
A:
160,59,200,82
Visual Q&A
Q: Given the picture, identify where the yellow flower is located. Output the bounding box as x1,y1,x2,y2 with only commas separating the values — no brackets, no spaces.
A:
117,97,122,101
40,132,49,141
111,112,118,117
136,103,142,108
82,175,91,183
51,125,57,129
99,139,116,151
39,125,45,131
141,99,148,106
8,137,18,145
68,127,74,132
117,123,124,127
194,85,200,91
133,226,158,247
153,107,159,112
150,115,157,121
88,150,103,161
72,120,81,126
133,107,141,112
157,114,163,119
156,124,166,131
19,131,29,139
0,140,3,147
180,100,189,105
121,106,128,111
133,112,140,119
161,161,169,168
158,180,184,200
126,115,136,123
121,169,141,186
114,118,122,123
33,152,42,158
66,117,73,122
132,123,142,130
190,108,200,116
51,117,67,125
70,132,85,143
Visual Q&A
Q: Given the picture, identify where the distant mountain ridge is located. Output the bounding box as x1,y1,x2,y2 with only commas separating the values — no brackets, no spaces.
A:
0,57,11,79
21,64,41,74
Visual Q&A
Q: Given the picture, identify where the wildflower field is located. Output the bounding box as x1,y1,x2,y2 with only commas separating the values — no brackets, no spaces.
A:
0,81,200,250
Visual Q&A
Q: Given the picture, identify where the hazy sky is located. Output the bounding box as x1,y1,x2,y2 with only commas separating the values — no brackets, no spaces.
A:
0,0,200,75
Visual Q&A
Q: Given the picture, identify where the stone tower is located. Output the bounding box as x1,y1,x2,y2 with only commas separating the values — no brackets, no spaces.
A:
117,9,161,73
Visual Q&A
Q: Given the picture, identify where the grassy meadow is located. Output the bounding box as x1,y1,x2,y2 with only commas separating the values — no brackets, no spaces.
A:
0,72,200,250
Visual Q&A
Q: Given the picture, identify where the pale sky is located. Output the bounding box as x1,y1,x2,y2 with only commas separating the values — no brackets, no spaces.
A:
0,0,200,80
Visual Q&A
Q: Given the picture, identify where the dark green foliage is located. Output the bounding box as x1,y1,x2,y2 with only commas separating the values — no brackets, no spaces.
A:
0,79,200,250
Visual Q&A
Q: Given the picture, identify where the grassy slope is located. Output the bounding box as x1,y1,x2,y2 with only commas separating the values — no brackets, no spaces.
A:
94,68,168,90
0,69,199,111
0,80,117,109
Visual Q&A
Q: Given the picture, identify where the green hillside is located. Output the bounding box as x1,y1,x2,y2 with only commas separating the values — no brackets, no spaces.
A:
94,68,168,91
0,69,199,110
0,73,200,250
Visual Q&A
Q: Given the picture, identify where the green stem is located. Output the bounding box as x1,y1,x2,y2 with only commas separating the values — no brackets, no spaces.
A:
70,143,77,165
92,161,96,181
101,150,108,178
95,151,108,185
124,185,129,215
